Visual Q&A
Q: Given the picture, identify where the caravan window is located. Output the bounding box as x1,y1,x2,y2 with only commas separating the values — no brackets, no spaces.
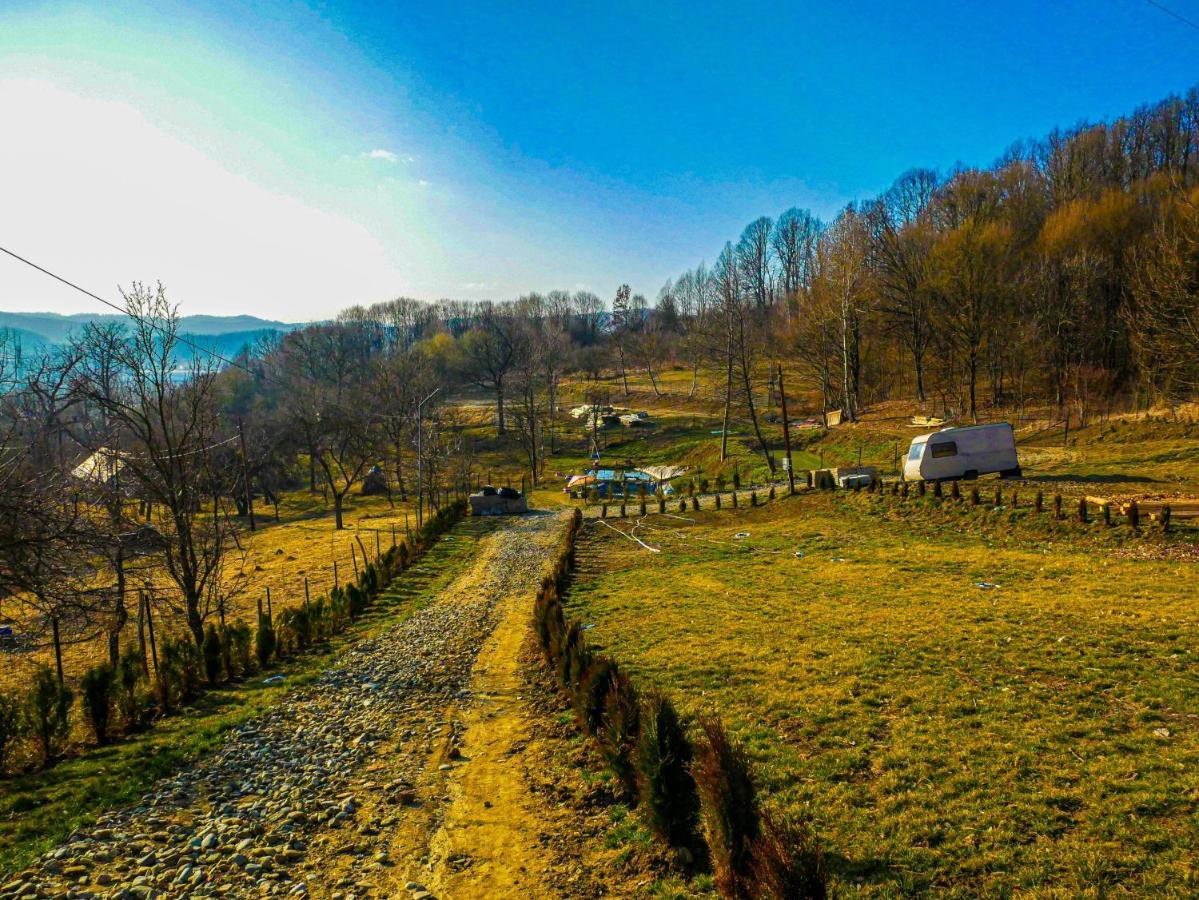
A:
907,443,924,461
930,441,958,458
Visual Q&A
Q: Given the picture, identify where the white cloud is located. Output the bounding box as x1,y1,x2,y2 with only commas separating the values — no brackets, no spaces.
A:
365,148,399,162
0,80,408,320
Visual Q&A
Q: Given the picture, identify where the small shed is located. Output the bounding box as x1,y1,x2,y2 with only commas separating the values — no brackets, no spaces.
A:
71,448,128,489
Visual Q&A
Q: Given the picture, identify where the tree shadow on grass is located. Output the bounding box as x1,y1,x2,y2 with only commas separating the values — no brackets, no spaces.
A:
1022,473,1159,485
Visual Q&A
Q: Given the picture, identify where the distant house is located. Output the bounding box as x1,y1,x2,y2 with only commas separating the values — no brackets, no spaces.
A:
71,448,128,490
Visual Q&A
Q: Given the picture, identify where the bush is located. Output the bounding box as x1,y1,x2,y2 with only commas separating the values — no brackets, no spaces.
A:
157,637,202,711
222,623,253,678
598,670,640,797
694,716,760,899
732,468,741,490
347,584,368,620
256,614,276,669
0,691,23,772
81,663,114,745
699,477,710,493
26,666,73,765
637,691,702,854
202,625,223,683
577,658,621,737
113,650,146,730
748,809,828,899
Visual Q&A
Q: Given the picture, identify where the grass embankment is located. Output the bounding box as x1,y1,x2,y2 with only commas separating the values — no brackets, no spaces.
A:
564,492,1199,895
0,516,496,877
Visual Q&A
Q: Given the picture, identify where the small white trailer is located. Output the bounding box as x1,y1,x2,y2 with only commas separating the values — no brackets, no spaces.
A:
904,423,1021,482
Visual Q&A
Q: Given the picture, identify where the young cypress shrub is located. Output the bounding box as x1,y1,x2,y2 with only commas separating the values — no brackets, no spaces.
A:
81,663,114,745
1035,491,1044,513
1163,504,1172,533
694,716,760,899
576,657,618,735
1053,493,1063,519
732,467,741,490
26,665,73,766
636,691,702,854
679,498,687,513
658,497,666,514
640,500,648,516
750,491,758,507
255,613,276,669
747,809,828,900
715,494,722,510
113,649,146,730
1078,497,1088,523
993,487,1003,508
768,485,776,501
0,691,21,773
1128,499,1141,528
917,481,926,497
202,624,223,683
598,671,641,798
691,497,699,512
933,480,942,499
347,584,368,620
951,481,960,501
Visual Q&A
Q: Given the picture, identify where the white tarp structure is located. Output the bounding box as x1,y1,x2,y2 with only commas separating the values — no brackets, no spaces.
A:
638,465,686,482
71,448,127,486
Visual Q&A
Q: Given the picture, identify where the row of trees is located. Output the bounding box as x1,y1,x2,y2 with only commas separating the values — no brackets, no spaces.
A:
644,85,1199,430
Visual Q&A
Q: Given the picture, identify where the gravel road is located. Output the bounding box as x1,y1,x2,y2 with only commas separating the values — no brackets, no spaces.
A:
1,512,567,900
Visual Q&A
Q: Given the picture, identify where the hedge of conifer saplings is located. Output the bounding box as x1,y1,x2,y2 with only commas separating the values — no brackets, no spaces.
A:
0,499,466,775
533,509,826,898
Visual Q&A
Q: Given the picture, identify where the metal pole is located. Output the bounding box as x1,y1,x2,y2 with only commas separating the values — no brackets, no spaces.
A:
777,363,795,493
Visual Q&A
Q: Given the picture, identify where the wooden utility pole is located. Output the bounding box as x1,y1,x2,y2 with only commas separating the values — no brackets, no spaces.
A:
238,419,256,532
777,364,795,493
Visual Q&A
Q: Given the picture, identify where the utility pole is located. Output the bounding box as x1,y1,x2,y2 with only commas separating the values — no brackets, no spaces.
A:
416,387,440,529
777,363,795,493
238,419,255,532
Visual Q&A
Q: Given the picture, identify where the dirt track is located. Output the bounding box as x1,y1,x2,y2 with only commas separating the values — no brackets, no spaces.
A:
2,512,576,900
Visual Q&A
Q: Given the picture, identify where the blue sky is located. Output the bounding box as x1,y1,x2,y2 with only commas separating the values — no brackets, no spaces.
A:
1,0,1197,320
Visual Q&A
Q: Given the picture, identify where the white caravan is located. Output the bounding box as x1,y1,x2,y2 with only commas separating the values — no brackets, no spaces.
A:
904,423,1021,482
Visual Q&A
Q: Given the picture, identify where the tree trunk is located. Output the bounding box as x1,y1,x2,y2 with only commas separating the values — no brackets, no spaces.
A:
495,379,506,434
108,548,127,666
720,330,734,461
334,492,345,530
740,353,775,473
841,299,856,422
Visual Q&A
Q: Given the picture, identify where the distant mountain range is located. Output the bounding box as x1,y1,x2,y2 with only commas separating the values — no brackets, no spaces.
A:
0,311,301,363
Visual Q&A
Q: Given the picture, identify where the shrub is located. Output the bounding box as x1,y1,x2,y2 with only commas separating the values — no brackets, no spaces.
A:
26,666,73,765
113,650,146,730
636,690,702,854
699,477,710,493
714,474,726,492
202,625,223,683
748,809,828,899
576,657,620,735
256,614,276,669
347,584,368,620
732,468,741,490
694,716,760,899
0,691,23,772
598,670,640,797
222,623,253,678
158,637,202,709
81,663,114,745
293,605,312,649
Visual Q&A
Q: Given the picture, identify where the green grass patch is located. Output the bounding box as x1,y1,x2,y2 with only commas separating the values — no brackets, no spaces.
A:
564,492,1199,896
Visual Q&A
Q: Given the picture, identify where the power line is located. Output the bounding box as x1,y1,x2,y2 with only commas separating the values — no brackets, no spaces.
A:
1144,0,1199,33
0,245,417,424
0,245,260,377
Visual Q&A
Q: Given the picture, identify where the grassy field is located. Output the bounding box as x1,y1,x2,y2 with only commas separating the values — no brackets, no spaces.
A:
0,488,423,704
0,515,497,876
564,491,1199,896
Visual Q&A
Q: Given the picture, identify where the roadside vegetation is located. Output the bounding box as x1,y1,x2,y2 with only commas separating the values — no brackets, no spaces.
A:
0,508,484,875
